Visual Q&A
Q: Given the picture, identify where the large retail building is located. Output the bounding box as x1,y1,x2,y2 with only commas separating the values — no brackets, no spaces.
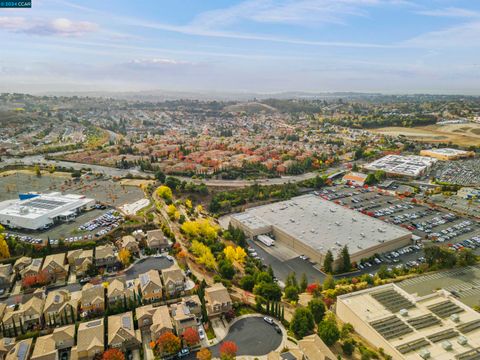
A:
0,192,95,230
230,194,412,267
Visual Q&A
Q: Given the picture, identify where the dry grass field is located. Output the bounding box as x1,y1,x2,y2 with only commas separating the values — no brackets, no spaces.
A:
371,122,480,146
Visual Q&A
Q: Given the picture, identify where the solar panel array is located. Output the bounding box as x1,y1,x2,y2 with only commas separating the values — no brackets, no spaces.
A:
456,347,480,360
427,328,458,343
369,315,413,340
17,342,29,360
427,300,465,318
140,273,150,287
87,320,102,328
122,315,131,330
24,198,67,210
407,314,441,330
457,320,480,334
396,338,430,354
371,289,415,313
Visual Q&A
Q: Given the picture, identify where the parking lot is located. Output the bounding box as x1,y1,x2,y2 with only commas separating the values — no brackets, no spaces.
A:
432,159,480,187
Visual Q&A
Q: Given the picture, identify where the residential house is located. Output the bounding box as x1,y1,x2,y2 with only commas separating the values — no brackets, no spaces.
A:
95,244,118,270
107,312,141,351
5,339,32,360
41,253,68,282
73,319,104,360
139,270,163,303
298,334,336,360
0,264,14,291
2,295,45,334
13,257,31,275
205,283,232,318
170,299,199,336
136,305,173,340
80,284,105,315
132,229,146,242
0,338,15,360
43,290,77,326
145,229,170,252
107,278,137,306
181,295,202,319
31,325,75,360
161,265,186,298
118,235,139,255
20,258,43,279
67,249,93,277
267,349,304,360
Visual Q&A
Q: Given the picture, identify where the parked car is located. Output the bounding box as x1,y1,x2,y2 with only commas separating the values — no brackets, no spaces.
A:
263,316,274,325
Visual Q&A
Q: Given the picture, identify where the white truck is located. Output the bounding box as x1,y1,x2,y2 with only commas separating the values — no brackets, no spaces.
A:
257,234,275,247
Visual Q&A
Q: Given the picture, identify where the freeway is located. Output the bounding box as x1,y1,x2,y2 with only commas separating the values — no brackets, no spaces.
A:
1,154,349,188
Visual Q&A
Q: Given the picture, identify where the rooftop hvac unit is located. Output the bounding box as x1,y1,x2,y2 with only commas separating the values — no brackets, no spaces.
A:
399,309,409,317
441,341,452,351
457,336,468,346
352,218,357,222
450,314,460,323
360,233,365,237
419,349,430,359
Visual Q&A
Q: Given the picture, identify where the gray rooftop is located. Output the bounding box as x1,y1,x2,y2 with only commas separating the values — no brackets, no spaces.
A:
236,194,411,256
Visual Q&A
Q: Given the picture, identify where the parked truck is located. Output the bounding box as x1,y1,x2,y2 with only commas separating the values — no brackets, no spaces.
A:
257,234,275,247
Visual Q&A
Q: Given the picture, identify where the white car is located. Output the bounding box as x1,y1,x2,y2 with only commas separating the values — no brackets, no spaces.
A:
198,328,205,340
263,316,274,325
299,255,309,260
166,255,174,261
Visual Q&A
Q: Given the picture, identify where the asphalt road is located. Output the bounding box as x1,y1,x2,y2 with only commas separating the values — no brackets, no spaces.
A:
1,155,347,188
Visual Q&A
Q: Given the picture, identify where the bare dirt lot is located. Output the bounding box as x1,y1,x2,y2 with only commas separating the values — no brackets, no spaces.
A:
371,123,480,146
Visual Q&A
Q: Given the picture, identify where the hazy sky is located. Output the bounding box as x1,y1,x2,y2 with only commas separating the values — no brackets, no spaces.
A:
1,0,480,94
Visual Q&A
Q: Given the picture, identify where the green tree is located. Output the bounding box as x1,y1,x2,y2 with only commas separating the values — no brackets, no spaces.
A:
318,314,340,346
308,298,326,324
290,308,315,339
457,248,477,266
285,272,298,289
338,245,351,273
299,273,308,293
323,250,334,274
284,286,299,302
323,275,335,290
253,282,282,301
219,259,235,280
239,275,255,292
342,338,356,356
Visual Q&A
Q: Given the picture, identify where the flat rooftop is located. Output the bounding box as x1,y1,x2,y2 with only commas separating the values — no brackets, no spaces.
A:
364,155,437,177
422,148,471,156
0,192,93,220
232,194,411,256
338,284,480,360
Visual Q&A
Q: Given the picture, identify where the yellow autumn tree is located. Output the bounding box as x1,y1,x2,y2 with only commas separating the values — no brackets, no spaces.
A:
181,219,219,241
235,246,247,263
223,246,237,263
156,185,173,201
223,245,247,264
118,248,131,267
185,199,193,209
166,204,179,220
195,205,203,213
191,240,216,270
0,225,10,259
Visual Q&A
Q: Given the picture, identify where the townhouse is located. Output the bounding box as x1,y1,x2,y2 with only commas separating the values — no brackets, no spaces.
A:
107,312,141,351
139,269,163,303
136,304,173,341
145,229,170,252
205,283,232,317
161,265,186,298
20,258,43,279
95,244,118,270
41,253,68,283
67,249,93,278
2,295,45,334
72,319,104,360
5,339,32,360
107,277,137,306
13,256,31,275
80,284,105,315
170,298,200,336
118,235,140,255
31,325,75,360
0,264,14,292
43,290,78,326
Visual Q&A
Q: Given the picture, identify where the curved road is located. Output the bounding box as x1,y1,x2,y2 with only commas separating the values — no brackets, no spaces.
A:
1,154,347,188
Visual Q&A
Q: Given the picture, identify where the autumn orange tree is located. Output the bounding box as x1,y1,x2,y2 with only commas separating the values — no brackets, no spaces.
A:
156,331,181,355
102,349,125,360
182,327,200,346
196,348,212,360
219,341,238,360
118,248,132,267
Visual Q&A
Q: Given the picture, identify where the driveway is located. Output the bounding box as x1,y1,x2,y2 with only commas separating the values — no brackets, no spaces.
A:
209,316,283,357
123,257,173,280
